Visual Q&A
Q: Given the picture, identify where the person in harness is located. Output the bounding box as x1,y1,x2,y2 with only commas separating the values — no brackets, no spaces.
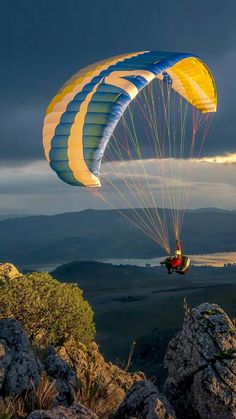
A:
160,239,191,275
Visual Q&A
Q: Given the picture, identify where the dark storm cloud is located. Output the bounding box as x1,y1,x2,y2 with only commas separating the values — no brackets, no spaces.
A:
1,0,236,164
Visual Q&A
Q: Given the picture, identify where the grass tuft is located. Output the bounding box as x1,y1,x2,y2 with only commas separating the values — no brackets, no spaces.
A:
0,395,25,419
29,373,58,411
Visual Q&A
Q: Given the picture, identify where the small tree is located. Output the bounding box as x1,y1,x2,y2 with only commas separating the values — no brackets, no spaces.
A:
0,272,95,347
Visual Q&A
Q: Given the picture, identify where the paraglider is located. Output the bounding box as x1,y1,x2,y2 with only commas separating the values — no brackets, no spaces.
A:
42,50,217,274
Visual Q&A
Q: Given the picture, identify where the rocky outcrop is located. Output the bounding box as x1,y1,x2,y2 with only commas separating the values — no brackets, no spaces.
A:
56,338,144,411
164,302,236,419
0,318,43,395
115,380,176,418
0,316,143,417
0,262,21,279
27,402,98,418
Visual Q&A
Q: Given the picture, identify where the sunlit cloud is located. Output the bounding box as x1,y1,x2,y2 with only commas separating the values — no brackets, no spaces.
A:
199,153,236,164
0,153,236,215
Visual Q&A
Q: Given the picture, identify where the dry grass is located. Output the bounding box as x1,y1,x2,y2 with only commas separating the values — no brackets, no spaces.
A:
183,297,190,319
29,373,58,412
70,359,119,418
0,395,25,418
124,341,136,372
0,374,58,419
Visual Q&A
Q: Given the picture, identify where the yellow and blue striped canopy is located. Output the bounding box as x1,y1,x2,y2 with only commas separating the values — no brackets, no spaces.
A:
43,50,217,187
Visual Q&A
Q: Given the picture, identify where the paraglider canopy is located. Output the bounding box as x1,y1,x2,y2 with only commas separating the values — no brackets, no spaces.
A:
43,51,217,188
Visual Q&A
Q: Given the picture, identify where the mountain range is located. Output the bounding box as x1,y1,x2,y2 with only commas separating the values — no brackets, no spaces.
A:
0,207,236,269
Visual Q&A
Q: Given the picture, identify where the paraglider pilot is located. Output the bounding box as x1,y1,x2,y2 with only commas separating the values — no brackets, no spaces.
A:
160,240,190,275
166,239,182,274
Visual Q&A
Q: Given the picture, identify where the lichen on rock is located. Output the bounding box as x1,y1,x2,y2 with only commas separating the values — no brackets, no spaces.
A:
27,402,98,418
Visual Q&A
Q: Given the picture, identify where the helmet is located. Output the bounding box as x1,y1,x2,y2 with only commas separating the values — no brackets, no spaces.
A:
175,249,181,256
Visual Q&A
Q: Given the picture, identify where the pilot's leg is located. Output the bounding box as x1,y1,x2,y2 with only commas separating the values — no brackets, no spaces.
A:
166,261,172,274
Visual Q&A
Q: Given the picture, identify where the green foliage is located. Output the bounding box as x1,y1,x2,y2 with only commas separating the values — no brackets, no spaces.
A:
204,309,218,315
219,348,236,359
0,272,95,347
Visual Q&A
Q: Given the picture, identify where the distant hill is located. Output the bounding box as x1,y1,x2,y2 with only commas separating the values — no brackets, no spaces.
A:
51,259,236,291
189,207,236,213
0,208,236,268
0,213,31,221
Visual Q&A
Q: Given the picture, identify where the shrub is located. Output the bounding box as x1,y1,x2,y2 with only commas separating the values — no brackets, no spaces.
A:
0,272,95,347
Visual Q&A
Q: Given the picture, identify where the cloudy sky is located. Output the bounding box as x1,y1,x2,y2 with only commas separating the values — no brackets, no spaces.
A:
1,0,236,215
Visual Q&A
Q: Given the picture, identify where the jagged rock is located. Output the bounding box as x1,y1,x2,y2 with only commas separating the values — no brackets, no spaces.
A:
43,346,78,405
0,318,43,395
27,402,98,418
164,302,236,419
56,339,144,414
0,262,21,279
115,380,176,419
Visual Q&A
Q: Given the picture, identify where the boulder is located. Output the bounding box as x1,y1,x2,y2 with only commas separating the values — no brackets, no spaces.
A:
43,346,78,405
115,380,176,419
0,318,43,395
27,402,98,418
164,302,236,419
